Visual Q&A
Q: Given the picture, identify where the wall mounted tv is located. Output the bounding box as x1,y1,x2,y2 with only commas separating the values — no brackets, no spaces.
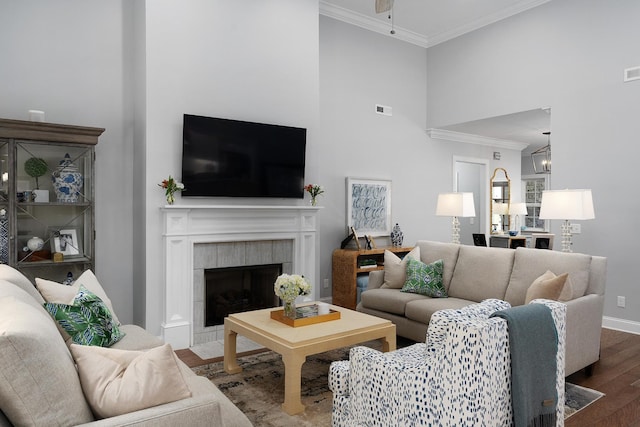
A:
181,114,306,198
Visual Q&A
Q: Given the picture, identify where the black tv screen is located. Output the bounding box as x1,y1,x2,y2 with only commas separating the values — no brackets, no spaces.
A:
181,114,306,198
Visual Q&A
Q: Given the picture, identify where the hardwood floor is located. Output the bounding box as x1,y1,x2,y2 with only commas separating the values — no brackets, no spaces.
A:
566,328,640,427
177,328,640,425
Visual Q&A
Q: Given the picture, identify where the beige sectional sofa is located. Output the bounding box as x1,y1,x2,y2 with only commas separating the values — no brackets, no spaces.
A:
0,265,251,427
357,240,607,376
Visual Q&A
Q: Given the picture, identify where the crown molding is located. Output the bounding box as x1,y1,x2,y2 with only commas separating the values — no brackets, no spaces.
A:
427,0,551,47
427,128,529,151
320,0,551,49
319,1,429,48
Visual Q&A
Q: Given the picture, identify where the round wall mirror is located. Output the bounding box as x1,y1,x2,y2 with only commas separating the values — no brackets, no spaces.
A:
490,168,510,234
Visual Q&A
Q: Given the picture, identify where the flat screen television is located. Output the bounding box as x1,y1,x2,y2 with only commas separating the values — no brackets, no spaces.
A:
181,114,306,198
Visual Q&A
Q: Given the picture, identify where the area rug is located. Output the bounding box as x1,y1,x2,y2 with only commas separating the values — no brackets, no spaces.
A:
193,347,604,426
564,382,605,418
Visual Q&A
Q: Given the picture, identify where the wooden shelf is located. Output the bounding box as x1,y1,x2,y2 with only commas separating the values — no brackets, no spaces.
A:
332,246,413,309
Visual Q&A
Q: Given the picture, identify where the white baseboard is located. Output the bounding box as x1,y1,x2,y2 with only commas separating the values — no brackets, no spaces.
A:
602,316,640,335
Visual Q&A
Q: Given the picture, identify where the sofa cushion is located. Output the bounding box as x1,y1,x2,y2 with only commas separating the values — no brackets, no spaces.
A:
404,297,473,324
0,279,48,313
0,264,44,304
111,324,165,351
524,270,573,304
447,245,515,302
416,241,460,291
360,288,426,315
401,258,447,297
35,269,121,325
0,296,94,426
504,247,592,306
380,247,420,289
44,285,125,347
70,343,191,419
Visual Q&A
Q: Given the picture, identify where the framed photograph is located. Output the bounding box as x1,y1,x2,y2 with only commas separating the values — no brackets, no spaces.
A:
52,228,82,257
350,226,361,250
346,178,392,237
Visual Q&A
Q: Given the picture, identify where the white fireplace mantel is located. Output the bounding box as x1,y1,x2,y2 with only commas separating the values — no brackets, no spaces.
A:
161,205,321,349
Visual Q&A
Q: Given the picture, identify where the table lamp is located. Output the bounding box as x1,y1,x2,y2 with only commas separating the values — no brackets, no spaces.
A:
539,189,594,252
509,202,528,234
436,192,476,244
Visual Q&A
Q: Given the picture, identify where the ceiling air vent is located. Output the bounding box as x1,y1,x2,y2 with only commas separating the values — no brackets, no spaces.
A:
624,66,640,82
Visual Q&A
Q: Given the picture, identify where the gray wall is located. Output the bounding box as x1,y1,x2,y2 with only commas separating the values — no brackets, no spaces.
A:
319,16,522,297
0,0,135,322
427,0,640,325
3,0,634,334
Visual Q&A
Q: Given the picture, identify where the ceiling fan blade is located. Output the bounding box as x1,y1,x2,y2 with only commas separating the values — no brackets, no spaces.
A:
375,0,394,14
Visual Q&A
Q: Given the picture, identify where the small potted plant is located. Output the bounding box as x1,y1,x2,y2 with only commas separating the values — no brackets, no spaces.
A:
25,157,47,189
24,157,49,202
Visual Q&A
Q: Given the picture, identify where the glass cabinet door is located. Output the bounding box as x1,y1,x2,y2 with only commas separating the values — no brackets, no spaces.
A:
0,141,9,265
0,119,102,284
13,141,94,282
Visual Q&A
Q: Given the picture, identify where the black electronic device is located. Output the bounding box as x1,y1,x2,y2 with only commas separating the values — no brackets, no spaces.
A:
181,114,306,198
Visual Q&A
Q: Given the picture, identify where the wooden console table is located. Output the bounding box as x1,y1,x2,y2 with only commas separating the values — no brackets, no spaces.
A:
489,235,527,249
332,246,413,309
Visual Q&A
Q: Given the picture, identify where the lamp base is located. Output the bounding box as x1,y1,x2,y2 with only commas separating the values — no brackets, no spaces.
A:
451,216,460,244
561,220,573,253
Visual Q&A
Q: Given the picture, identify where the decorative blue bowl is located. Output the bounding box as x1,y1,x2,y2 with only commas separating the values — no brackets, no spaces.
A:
508,230,518,236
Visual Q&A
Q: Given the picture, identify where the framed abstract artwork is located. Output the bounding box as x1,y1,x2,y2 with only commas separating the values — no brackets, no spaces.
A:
346,178,392,237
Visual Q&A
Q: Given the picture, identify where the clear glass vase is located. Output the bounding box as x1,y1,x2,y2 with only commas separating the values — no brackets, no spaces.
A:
283,299,296,319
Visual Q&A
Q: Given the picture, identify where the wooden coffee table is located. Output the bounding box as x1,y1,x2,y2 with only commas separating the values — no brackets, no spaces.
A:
224,303,396,415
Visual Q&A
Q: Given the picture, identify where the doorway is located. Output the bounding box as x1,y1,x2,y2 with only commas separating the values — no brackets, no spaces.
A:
454,157,489,246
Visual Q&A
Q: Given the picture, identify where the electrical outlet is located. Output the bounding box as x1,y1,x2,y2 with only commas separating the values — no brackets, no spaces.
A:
570,223,581,234
617,296,626,308
323,278,329,289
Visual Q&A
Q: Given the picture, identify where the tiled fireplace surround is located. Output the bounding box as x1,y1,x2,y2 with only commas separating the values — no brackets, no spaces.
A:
161,205,320,349
192,239,293,345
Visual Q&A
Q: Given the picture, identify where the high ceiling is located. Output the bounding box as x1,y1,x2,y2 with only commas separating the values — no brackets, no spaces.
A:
320,0,551,48
320,0,553,153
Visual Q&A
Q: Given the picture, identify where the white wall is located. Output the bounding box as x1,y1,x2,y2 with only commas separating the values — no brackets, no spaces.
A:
427,0,640,323
139,0,320,334
0,0,135,322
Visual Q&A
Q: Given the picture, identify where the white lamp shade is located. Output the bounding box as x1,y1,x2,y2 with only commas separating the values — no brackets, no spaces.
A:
509,202,528,216
492,201,509,215
436,192,476,217
539,189,595,220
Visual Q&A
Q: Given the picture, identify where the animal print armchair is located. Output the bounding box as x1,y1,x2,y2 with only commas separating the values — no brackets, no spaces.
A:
329,299,566,427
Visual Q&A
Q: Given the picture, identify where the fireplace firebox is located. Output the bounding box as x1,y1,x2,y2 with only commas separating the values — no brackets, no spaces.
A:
205,263,282,326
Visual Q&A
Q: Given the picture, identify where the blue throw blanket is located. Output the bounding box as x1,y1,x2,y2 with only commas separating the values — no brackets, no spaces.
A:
491,304,558,427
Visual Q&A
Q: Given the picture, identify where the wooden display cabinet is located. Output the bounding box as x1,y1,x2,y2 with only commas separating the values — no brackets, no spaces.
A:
332,246,413,309
0,118,103,283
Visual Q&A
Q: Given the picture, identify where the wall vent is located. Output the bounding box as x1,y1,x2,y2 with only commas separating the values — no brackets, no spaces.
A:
375,104,392,116
624,66,640,82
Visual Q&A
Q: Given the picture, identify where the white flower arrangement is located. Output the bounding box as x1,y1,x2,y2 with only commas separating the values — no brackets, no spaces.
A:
274,274,311,301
